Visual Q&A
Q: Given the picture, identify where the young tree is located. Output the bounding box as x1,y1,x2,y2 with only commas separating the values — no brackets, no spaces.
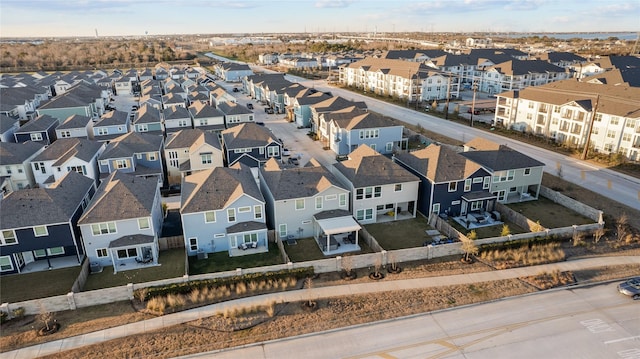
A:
461,231,478,262
617,214,629,242
501,224,511,237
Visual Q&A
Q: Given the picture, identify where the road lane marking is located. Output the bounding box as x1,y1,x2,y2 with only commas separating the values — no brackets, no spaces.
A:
580,318,615,333
606,337,640,345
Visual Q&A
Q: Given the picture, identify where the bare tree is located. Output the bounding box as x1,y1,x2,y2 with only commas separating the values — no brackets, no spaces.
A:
617,214,629,242
342,255,354,277
37,305,55,332
593,227,606,244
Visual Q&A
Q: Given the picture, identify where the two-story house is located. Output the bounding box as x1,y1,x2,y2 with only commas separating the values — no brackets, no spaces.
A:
55,114,94,140
98,132,164,184
188,101,226,133
163,106,193,134
93,110,130,142
259,158,360,254
221,123,282,167
78,171,163,273
31,138,105,187
180,164,267,257
0,114,20,143
394,144,494,218
14,115,58,145
0,171,95,275
217,102,254,128
332,144,420,224
164,128,223,184
460,138,545,203
322,108,405,155
131,104,163,135
0,141,45,193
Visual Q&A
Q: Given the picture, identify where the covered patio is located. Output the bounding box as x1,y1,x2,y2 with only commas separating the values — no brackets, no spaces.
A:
455,191,502,230
108,234,159,274
227,221,269,257
313,209,362,256
19,255,81,273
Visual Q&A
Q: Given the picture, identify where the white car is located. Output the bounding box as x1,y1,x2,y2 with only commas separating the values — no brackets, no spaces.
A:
282,148,291,156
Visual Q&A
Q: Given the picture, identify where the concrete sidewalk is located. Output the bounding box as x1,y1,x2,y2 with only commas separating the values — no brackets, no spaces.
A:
4,256,640,359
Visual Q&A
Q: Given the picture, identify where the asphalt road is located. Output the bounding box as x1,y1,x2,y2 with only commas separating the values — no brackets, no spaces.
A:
183,282,640,359
282,75,640,212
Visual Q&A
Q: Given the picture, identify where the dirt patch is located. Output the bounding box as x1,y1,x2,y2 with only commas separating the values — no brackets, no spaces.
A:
520,271,576,290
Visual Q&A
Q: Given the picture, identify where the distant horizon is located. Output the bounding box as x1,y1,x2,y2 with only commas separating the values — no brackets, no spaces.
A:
1,0,638,38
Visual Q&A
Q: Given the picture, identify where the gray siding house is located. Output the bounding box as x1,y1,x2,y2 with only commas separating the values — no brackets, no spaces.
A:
98,132,164,184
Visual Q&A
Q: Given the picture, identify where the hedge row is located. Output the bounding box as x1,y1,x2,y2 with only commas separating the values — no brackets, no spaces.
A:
478,235,566,253
140,266,315,300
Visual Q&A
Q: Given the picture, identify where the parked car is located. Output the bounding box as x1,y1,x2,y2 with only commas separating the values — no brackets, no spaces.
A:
282,148,291,156
467,108,480,115
265,108,274,114
617,277,640,299
232,87,239,92
246,103,254,110
255,121,265,126
287,157,299,166
336,154,348,161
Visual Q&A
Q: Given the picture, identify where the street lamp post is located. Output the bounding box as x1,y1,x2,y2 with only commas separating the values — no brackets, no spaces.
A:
470,80,478,127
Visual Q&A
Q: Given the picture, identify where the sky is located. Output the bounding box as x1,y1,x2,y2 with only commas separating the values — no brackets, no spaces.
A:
1,0,638,38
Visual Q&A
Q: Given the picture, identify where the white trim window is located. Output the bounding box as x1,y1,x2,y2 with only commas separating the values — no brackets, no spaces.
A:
189,237,198,251
356,208,374,221
483,176,491,189
254,205,263,220
48,247,64,256
278,224,287,237
524,168,531,176
238,206,251,213
394,184,402,192
1,230,17,245
204,211,216,223
0,256,13,272
138,218,150,230
96,248,109,258
33,226,48,237
339,193,347,207
30,133,43,141
315,196,323,210
91,222,117,235
464,179,472,192
117,248,138,259
295,199,305,210
227,208,236,222
448,182,457,192
386,142,393,152
431,203,440,214
267,146,279,157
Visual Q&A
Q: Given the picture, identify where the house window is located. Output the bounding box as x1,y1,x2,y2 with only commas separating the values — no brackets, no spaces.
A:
394,184,402,192
147,153,157,161
227,208,236,222
524,168,531,176
242,233,258,244
100,160,108,166
356,208,374,221
60,130,72,138
431,203,440,214
138,218,150,230
189,237,198,251
1,230,17,245
470,201,483,211
47,247,64,256
386,142,393,152
97,128,108,135
33,226,48,237
205,211,216,223
34,249,46,258
0,256,13,272
356,188,364,200
279,224,287,237
473,177,483,183
67,165,86,175
370,144,376,151
214,233,225,238
178,119,188,127
315,196,323,210
91,222,117,235
115,159,129,169
622,133,632,142
34,162,46,174
483,176,491,189
96,248,108,258
448,182,457,192
325,194,337,201
464,179,472,192
201,153,212,164
611,117,619,125
117,248,138,259
238,206,251,213
168,151,178,159
30,133,43,141
295,199,305,210
267,146,279,157
138,124,149,132
339,193,347,207
254,205,262,219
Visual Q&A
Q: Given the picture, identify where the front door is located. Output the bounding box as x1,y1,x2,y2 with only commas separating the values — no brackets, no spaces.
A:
14,252,24,268
23,251,34,264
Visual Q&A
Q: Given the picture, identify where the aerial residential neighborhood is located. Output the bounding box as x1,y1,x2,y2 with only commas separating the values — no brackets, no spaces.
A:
0,1,639,357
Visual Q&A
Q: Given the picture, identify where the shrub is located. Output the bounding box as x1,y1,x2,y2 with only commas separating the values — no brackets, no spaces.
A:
147,297,167,314
166,294,186,309
12,307,25,318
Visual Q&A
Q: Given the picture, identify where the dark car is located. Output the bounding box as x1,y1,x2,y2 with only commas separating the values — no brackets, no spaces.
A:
467,108,480,115
246,103,254,110
232,87,239,92
618,277,640,299
265,108,274,114
255,121,265,126
287,157,299,166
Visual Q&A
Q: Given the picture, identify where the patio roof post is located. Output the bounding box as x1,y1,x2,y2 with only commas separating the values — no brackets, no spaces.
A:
355,230,359,247
394,202,398,220
326,233,330,252
110,248,118,274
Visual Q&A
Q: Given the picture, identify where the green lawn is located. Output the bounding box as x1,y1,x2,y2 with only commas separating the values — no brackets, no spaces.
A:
365,216,433,250
188,245,284,275
285,237,375,262
83,248,186,291
507,196,595,229
0,266,81,303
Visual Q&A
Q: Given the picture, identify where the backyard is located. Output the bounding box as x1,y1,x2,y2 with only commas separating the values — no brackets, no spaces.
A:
188,245,284,275
285,237,375,262
83,248,186,291
448,218,527,239
0,266,81,303
365,216,433,250
507,196,595,229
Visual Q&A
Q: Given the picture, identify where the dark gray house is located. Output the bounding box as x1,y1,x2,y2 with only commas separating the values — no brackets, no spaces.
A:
13,114,58,145
221,123,282,167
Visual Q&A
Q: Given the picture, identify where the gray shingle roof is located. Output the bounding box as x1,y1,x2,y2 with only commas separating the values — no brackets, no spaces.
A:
99,132,163,160
395,144,482,183
33,138,103,163
133,104,161,124
226,221,267,234
95,110,129,127
189,102,225,118
222,123,279,149
0,171,94,229
181,164,264,214
109,234,155,248
260,158,346,201
165,128,221,150
57,114,91,129
15,115,58,133
79,171,159,224
334,145,419,187
0,141,44,164
313,209,352,220
216,102,251,115
39,92,90,109
0,114,19,133
460,140,545,172
164,106,190,120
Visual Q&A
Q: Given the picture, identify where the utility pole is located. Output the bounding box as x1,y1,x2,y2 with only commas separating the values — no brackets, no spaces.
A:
444,72,452,120
470,80,478,127
581,94,600,160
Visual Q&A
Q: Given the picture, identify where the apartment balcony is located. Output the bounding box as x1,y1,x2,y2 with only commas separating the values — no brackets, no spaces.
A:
538,106,548,113
498,98,508,106
559,126,570,132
